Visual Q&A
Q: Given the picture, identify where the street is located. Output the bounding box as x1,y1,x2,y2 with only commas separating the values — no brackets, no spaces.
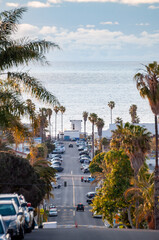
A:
47,141,103,227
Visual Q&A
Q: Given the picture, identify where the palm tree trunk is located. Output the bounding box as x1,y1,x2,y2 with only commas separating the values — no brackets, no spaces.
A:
61,113,63,140
92,123,94,158
154,114,159,229
111,109,112,124
55,114,57,140
84,120,86,139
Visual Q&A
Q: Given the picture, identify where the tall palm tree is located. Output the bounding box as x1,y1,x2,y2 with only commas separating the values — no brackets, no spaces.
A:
111,122,151,177
47,108,53,138
54,106,59,140
59,106,66,140
96,118,105,152
108,101,115,124
129,104,140,123
89,113,98,158
134,61,159,229
83,111,88,139
0,7,60,105
26,99,36,137
39,108,48,143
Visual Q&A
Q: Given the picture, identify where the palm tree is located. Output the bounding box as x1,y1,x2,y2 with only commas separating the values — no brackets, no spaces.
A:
111,122,151,177
89,113,98,158
47,108,53,138
134,61,159,229
108,101,115,124
125,170,154,229
83,111,88,139
54,106,59,140
129,104,140,123
39,108,48,143
96,118,105,152
59,106,66,140
115,117,123,125
0,7,60,105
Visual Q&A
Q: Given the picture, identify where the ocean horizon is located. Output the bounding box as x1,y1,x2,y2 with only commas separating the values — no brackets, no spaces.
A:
30,61,154,134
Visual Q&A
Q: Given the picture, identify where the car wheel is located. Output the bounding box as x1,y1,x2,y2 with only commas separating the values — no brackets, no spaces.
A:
32,219,35,230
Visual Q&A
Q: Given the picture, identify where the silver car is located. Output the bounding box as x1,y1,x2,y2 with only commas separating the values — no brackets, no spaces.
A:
0,215,11,240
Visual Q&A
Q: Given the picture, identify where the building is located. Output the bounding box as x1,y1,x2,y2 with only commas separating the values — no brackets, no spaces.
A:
63,120,82,140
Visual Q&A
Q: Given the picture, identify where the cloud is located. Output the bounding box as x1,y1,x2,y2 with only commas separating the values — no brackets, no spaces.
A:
100,21,119,25
16,24,40,38
136,23,150,26
6,2,19,7
86,25,95,28
14,23,159,54
48,0,62,3
27,1,51,8
148,4,159,8
55,0,159,5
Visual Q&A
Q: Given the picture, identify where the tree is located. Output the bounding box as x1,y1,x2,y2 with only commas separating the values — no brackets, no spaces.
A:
38,108,48,143
46,108,52,138
101,137,109,152
59,106,66,140
115,117,123,125
91,150,133,226
108,101,115,124
0,152,46,207
89,152,105,175
82,111,88,139
88,113,98,158
134,61,159,229
0,8,60,105
129,104,140,123
54,106,59,140
96,118,105,152
111,122,151,177
125,167,154,229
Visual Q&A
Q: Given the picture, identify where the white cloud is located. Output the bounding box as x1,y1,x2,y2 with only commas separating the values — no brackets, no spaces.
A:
6,2,19,7
86,25,95,28
14,23,159,54
56,0,159,4
40,26,57,34
16,24,40,38
148,4,159,8
136,23,150,26
27,1,51,8
48,0,62,3
100,21,119,25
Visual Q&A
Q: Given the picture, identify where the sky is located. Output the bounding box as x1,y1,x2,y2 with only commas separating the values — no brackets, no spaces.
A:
1,0,159,61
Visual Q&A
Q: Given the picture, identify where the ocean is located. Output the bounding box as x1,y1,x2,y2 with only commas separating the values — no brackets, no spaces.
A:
31,61,154,134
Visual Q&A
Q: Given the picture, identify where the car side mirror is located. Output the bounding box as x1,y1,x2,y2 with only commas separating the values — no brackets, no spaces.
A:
21,202,27,208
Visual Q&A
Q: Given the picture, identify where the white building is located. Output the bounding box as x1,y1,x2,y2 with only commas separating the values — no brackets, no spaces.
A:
62,120,82,140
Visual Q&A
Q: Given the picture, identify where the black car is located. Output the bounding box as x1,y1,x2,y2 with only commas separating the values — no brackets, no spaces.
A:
69,144,73,148
86,199,93,204
53,166,64,172
76,204,84,211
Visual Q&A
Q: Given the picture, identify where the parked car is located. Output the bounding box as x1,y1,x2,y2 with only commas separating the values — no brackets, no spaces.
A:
51,182,61,189
76,204,84,211
83,167,90,173
81,164,89,170
49,209,57,217
92,211,102,218
52,166,64,172
51,161,61,166
86,192,96,198
0,200,25,240
79,151,89,156
55,174,61,180
69,144,73,148
20,202,34,233
0,215,11,240
86,199,93,204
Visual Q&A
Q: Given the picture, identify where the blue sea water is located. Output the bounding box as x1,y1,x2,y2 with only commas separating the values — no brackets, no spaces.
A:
31,61,154,133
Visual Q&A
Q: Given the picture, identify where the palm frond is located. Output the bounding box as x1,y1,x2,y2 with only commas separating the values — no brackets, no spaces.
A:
7,72,60,105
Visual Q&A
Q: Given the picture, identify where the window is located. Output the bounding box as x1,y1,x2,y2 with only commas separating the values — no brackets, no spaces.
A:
0,204,16,216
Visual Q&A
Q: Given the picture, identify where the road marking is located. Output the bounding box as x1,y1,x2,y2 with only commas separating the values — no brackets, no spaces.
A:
72,175,75,207
73,210,75,217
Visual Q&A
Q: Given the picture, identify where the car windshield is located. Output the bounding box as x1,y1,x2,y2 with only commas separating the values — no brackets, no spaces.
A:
0,222,4,234
0,204,16,216
0,197,19,207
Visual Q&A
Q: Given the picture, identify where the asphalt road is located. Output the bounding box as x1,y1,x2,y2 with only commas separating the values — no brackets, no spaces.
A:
47,141,103,227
